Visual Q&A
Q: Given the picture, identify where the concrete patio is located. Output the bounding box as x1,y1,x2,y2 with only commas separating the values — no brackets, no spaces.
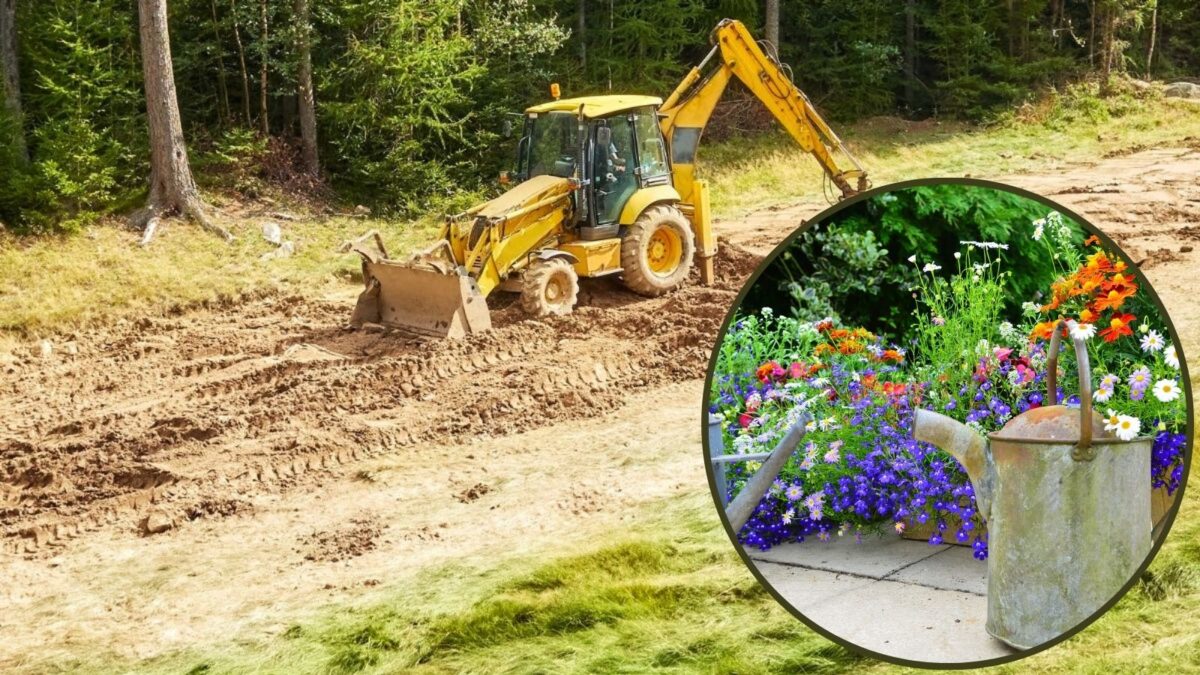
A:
747,535,1019,664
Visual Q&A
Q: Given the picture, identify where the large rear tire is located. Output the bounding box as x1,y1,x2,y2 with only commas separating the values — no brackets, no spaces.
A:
620,204,695,297
521,258,579,317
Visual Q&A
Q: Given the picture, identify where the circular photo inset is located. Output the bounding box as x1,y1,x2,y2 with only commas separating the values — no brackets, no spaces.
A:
702,179,1191,667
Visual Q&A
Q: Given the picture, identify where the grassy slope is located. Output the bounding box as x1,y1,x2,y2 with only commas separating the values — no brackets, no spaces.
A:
2,94,1199,343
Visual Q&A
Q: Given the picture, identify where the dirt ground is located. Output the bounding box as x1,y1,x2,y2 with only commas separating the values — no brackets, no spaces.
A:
1,146,1199,667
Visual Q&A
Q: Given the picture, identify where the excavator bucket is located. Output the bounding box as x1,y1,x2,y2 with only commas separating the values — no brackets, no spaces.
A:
345,234,492,339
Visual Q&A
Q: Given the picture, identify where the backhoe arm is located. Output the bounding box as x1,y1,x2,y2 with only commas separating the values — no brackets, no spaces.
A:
659,19,869,203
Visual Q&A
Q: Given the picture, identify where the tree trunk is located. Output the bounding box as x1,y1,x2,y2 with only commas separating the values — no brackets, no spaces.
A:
1099,3,1113,95
904,0,916,111
1145,0,1157,80
1088,0,1096,68
295,0,318,176
0,0,26,162
135,0,231,242
764,0,780,59
230,0,251,126
576,0,586,74
209,0,230,127
257,0,268,137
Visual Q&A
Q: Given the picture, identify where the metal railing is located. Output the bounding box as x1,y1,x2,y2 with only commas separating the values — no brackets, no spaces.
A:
708,413,811,532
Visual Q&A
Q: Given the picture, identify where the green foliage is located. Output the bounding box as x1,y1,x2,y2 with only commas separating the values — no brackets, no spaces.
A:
769,225,916,328
712,310,819,400
908,244,1012,413
3,0,144,233
316,0,566,214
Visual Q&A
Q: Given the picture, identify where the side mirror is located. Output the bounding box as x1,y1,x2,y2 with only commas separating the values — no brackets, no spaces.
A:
502,119,514,139
596,126,612,149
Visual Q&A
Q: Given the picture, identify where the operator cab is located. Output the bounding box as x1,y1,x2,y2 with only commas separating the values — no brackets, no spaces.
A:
513,95,670,241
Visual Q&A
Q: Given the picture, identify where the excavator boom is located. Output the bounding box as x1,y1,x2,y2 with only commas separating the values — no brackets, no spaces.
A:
659,19,869,201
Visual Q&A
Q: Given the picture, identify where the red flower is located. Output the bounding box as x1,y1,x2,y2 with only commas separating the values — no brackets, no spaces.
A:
756,360,783,383
738,413,753,428
1099,313,1135,342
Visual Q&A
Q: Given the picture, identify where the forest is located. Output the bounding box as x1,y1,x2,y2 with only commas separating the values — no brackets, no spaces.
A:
0,0,1198,234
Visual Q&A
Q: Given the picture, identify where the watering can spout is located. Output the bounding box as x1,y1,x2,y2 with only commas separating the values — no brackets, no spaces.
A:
912,409,994,520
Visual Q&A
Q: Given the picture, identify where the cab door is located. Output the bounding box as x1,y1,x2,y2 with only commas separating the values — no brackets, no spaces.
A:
590,114,637,227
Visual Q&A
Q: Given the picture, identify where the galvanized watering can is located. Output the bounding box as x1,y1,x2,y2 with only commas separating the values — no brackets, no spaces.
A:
913,321,1152,649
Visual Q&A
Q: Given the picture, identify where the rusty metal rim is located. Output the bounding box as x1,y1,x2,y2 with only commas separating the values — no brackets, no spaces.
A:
986,433,1154,445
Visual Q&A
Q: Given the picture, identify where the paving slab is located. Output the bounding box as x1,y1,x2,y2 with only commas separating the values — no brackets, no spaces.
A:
745,534,1012,664
795,577,1015,664
751,560,878,607
747,534,948,578
886,545,988,596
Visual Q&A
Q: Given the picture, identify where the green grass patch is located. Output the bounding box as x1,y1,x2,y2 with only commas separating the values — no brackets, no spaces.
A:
23,466,1200,674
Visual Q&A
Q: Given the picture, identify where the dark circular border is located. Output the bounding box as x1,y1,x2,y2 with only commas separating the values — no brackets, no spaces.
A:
699,176,1195,670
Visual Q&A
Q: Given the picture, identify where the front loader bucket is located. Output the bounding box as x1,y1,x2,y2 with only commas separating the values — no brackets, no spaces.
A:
350,260,492,339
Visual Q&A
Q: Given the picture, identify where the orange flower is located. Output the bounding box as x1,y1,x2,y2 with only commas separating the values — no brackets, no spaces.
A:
861,373,878,390
853,327,877,341
1078,308,1097,324
1099,313,1135,342
881,349,905,363
1084,251,1114,276
1112,259,1127,272
829,329,850,340
1030,321,1058,341
814,343,835,357
838,339,864,355
1084,235,1101,247
1093,286,1136,312
1104,272,1135,291
815,319,834,333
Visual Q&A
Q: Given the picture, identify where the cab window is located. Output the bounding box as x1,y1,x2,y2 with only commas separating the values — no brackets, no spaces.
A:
633,112,669,178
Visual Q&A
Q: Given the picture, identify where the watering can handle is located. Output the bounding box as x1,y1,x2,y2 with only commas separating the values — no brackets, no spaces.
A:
1046,319,1093,450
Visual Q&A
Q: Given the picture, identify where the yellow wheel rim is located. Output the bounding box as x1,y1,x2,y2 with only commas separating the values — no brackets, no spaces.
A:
647,226,682,276
544,273,567,304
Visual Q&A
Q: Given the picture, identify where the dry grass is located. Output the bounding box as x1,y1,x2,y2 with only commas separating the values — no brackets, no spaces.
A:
702,95,1200,218
2,93,1198,346
0,213,438,347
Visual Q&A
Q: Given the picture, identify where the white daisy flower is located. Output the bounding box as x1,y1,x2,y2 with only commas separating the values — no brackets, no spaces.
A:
1093,386,1114,403
907,254,917,264
1069,322,1096,341
1140,330,1165,353
1153,379,1180,403
1164,344,1180,370
1103,408,1122,431
954,251,962,260
923,262,942,273
782,508,795,525
1113,415,1141,441
1100,373,1120,389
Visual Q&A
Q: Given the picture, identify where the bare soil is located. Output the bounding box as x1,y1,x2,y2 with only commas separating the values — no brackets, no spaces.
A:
1,146,1198,667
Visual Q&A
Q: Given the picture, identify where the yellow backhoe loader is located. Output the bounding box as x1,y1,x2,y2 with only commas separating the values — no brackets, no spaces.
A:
347,19,869,338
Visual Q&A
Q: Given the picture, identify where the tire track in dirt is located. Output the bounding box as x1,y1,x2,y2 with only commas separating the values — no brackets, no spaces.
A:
0,246,760,554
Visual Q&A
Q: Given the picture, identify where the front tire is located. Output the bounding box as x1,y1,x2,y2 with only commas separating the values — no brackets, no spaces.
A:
521,258,579,317
620,204,695,297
